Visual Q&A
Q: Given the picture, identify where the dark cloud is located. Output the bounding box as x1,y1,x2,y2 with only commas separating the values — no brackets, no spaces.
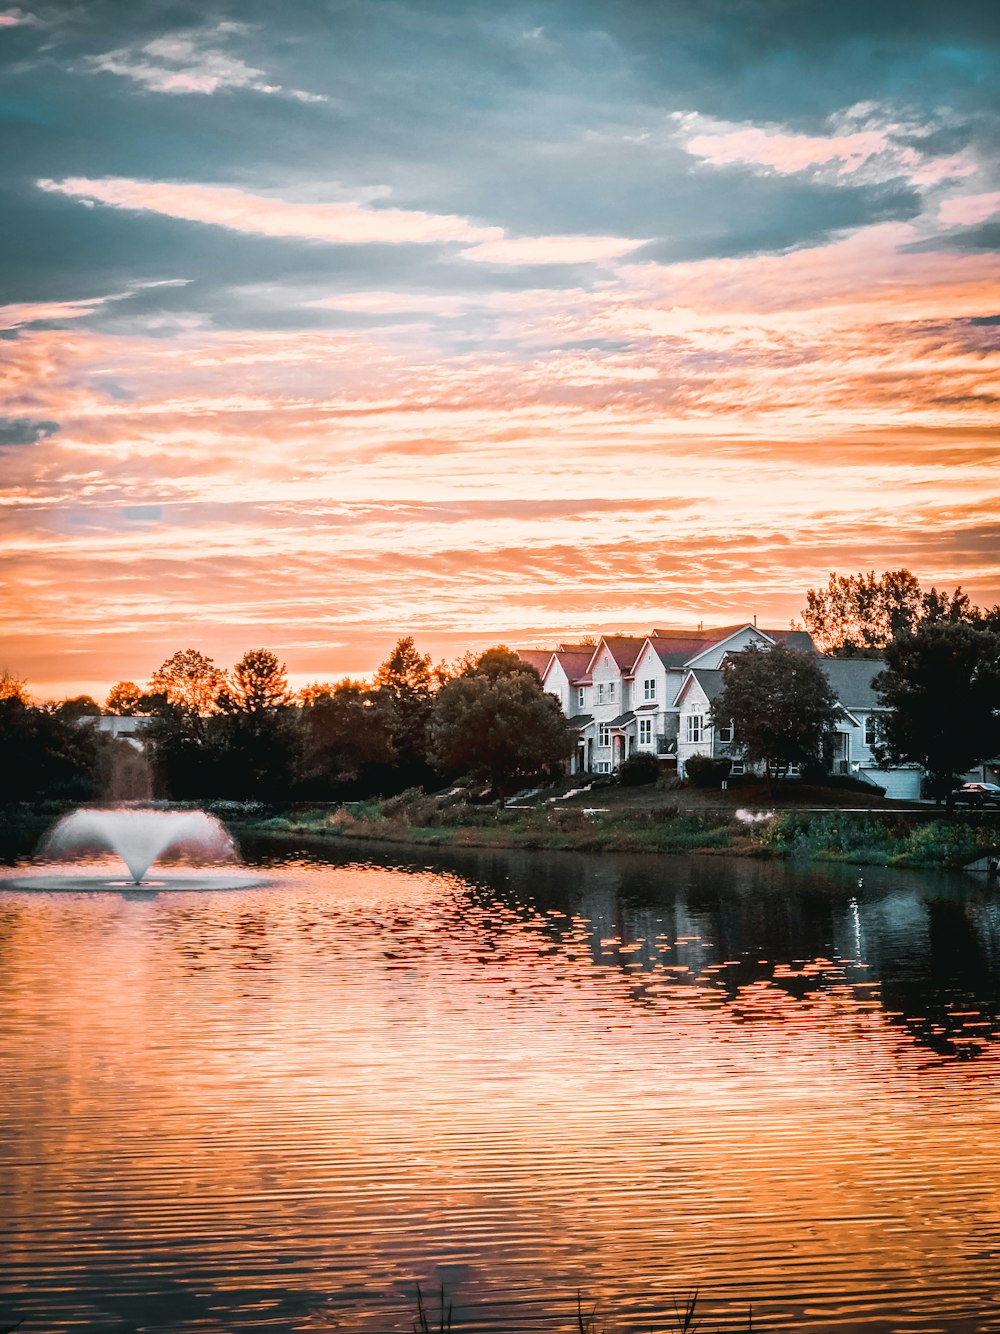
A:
0,417,60,446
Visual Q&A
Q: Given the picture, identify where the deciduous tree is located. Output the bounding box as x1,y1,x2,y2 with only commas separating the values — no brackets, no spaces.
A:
874,622,1000,787
105,681,142,715
150,649,224,715
427,646,573,801
709,644,841,779
298,680,397,795
803,569,923,655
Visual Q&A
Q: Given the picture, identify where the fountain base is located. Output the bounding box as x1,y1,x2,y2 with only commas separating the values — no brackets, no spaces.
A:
7,872,265,894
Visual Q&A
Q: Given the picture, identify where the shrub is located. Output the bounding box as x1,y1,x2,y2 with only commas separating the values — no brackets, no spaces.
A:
684,755,733,788
616,752,661,786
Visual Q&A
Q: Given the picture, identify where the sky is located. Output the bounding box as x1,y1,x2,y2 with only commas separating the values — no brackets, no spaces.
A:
1,0,998,700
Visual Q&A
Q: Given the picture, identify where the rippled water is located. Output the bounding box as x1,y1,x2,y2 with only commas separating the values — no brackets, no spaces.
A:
2,836,1000,1333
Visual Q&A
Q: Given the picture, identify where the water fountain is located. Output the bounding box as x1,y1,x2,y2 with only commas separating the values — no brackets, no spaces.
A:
14,807,263,892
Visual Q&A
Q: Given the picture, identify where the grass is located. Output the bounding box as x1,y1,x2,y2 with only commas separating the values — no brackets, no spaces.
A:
237,792,998,869
404,1284,750,1334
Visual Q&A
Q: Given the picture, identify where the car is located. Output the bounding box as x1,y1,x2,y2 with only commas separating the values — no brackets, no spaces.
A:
947,782,1000,810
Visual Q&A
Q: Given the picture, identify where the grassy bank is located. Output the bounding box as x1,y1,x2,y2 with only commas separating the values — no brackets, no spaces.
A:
243,790,999,869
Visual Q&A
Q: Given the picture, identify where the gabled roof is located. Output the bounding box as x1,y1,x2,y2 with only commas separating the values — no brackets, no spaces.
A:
607,710,636,728
761,628,818,653
593,635,647,674
820,657,886,709
553,649,594,684
645,636,725,669
568,712,594,729
673,668,725,708
515,649,555,676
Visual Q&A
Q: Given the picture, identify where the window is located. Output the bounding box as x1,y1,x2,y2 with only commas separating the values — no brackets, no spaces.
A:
607,682,615,701
730,762,745,775
643,678,656,700
686,714,704,743
639,718,652,744
597,682,606,703
718,721,734,744
595,761,611,773
598,724,611,747
577,686,585,708
864,715,878,747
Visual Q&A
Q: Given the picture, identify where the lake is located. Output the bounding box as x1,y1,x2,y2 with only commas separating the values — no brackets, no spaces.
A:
1,834,999,1333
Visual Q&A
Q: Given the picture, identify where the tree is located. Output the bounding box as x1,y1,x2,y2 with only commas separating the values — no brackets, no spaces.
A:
298,680,397,795
56,695,102,721
803,569,923,655
144,650,225,797
212,650,298,800
150,649,224,715
709,643,841,780
372,637,437,786
217,648,294,714
803,568,1000,655
0,695,98,804
874,621,1000,788
106,681,143,715
427,646,573,801
0,668,30,704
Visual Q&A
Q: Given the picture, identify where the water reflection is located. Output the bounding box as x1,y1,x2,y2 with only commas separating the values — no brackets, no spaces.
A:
0,841,999,1333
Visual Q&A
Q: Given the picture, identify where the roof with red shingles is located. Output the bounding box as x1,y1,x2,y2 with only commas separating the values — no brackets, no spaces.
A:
594,635,647,674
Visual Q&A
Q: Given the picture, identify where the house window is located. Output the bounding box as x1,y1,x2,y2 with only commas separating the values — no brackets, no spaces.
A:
643,679,656,700
686,714,704,743
599,724,611,747
607,682,615,701
718,722,734,743
577,686,585,708
730,762,745,775
597,682,605,703
595,761,611,773
864,715,878,747
639,718,652,744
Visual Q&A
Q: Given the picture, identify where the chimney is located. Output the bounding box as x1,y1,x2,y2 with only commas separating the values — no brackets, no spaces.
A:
753,614,757,627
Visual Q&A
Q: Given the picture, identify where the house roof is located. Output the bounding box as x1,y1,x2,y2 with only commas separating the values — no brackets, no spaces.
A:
568,713,594,729
673,668,725,708
646,636,725,668
820,657,886,709
597,635,650,673
762,629,818,653
515,649,554,675
553,649,595,683
607,710,636,728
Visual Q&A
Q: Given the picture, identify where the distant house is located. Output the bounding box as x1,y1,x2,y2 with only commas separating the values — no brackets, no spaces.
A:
517,624,924,796
76,715,155,750
673,655,922,798
519,623,820,776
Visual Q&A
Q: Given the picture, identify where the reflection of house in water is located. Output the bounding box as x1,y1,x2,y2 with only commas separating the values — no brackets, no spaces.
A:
444,846,1000,1061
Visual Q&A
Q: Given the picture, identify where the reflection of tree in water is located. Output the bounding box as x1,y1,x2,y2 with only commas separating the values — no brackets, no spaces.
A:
423,846,1000,1062
148,836,1000,1062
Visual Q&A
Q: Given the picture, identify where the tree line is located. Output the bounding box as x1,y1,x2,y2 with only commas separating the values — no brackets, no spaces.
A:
2,568,998,806
0,640,573,806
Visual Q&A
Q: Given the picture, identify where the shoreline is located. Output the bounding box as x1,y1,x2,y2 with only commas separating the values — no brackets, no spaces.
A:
237,801,1000,870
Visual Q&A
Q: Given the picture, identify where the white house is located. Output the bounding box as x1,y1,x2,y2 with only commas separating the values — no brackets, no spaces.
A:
520,621,926,795
522,623,821,776
672,654,923,798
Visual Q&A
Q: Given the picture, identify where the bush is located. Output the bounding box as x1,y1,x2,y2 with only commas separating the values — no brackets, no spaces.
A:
616,752,661,786
684,755,733,788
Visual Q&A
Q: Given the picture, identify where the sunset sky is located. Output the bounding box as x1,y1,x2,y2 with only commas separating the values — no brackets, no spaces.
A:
2,0,998,699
